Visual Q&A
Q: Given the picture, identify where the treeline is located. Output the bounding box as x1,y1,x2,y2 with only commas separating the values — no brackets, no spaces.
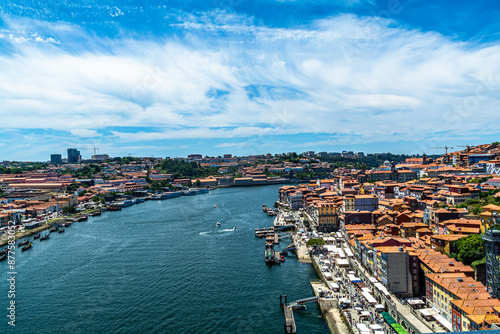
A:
158,160,219,179
62,164,102,179
0,163,49,173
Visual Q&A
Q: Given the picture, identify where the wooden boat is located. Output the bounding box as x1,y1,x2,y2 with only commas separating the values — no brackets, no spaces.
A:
0,254,6,261
40,234,50,241
34,233,41,240
18,240,29,247
50,227,59,233
22,242,32,252
59,227,65,233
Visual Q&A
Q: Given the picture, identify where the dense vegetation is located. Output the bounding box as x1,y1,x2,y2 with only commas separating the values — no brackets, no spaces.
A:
306,238,326,248
158,160,218,179
456,189,500,214
62,206,76,215
450,234,485,265
0,163,49,173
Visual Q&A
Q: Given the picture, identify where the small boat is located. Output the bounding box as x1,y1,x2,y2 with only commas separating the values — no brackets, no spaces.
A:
34,233,41,240
50,227,59,233
233,227,237,231
0,254,6,261
281,255,285,262
22,242,32,252
263,204,269,212
0,249,8,255
267,209,278,216
18,240,29,247
214,205,217,208
216,222,222,227
59,227,65,233
40,234,50,241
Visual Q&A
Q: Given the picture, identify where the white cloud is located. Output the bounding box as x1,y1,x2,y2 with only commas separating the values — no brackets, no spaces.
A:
0,12,499,152
70,129,101,138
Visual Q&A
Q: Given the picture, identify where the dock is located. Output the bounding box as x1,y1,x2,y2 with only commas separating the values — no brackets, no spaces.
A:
280,295,296,334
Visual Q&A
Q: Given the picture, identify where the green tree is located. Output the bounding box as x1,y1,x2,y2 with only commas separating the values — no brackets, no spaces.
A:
451,234,485,265
66,182,80,193
306,238,326,248
62,206,76,215
196,179,201,187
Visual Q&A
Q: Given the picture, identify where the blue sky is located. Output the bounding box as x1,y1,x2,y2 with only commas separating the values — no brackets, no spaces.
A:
1,0,499,161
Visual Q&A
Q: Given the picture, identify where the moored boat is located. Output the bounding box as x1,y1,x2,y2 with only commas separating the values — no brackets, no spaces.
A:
0,254,6,261
40,234,50,241
22,242,32,252
50,227,59,233
89,210,102,216
107,205,122,211
18,240,29,247
34,233,41,240
121,200,134,207
59,227,65,233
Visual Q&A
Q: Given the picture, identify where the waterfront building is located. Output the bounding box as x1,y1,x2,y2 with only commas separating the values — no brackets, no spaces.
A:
311,202,337,232
376,246,417,297
452,298,500,331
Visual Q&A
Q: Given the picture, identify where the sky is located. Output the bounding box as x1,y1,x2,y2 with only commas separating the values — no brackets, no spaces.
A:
1,0,499,161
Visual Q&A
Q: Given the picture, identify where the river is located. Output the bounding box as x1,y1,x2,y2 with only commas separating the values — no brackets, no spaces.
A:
0,184,329,333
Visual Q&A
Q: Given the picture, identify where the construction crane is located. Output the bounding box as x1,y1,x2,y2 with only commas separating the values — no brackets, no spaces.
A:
456,145,472,167
431,146,453,155
431,146,453,165
93,147,99,159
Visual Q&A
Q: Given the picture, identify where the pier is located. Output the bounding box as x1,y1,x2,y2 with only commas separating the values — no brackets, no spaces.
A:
280,295,296,334
280,294,320,333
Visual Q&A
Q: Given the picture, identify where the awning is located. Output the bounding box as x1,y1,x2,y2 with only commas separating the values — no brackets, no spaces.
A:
361,290,377,304
356,323,369,332
348,274,362,283
360,311,371,317
329,282,339,289
433,313,452,331
375,304,385,310
336,258,349,266
374,282,391,297
370,324,383,330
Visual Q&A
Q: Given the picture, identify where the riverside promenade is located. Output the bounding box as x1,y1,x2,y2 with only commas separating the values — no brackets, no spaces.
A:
284,208,440,334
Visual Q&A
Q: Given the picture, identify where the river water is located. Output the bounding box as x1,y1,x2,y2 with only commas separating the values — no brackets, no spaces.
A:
0,184,329,333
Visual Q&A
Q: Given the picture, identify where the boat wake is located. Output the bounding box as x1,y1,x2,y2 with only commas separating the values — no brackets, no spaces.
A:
199,228,236,236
